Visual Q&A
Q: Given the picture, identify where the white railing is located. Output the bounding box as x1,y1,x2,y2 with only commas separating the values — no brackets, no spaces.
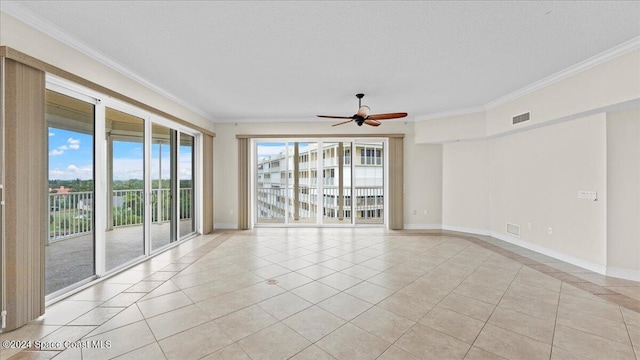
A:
256,186,384,222
48,188,193,243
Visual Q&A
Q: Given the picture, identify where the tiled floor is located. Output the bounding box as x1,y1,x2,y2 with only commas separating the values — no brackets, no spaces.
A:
3,228,640,359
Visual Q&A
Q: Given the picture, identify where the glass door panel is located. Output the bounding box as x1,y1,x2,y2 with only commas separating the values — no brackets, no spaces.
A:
354,141,384,224
323,142,352,224
151,124,175,251
105,108,145,270
179,133,195,238
256,142,286,224
289,142,318,224
46,90,95,295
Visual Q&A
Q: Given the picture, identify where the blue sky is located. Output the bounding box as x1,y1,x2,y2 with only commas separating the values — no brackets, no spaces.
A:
257,142,310,161
49,128,192,181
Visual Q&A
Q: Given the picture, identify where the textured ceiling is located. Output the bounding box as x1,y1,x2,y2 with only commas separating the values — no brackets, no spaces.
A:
5,1,640,122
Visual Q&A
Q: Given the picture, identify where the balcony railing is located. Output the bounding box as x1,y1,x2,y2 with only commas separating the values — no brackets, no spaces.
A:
48,188,193,243
256,186,384,223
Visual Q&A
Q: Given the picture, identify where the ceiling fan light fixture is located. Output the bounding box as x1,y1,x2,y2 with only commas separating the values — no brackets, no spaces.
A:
357,105,370,118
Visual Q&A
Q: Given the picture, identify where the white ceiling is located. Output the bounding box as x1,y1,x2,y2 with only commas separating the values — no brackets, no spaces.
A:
4,1,640,123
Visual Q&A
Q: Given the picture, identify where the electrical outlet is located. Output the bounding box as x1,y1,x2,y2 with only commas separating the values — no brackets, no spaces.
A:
547,227,553,235
412,209,417,215
423,210,428,215
527,223,532,230
229,209,233,215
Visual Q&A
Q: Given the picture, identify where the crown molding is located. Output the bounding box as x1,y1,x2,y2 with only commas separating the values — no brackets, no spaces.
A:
1,1,212,121
484,35,640,110
416,35,640,122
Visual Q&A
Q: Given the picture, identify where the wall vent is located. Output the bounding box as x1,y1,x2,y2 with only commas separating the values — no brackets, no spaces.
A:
512,112,530,125
506,223,521,237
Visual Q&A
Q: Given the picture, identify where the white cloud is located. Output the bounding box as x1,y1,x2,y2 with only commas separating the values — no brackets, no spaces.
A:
49,164,92,180
49,132,55,137
67,137,80,150
58,145,68,151
49,149,64,156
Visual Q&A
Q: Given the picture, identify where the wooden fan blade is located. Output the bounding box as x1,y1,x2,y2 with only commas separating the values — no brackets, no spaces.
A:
368,112,408,120
364,119,381,127
317,115,354,119
331,119,354,127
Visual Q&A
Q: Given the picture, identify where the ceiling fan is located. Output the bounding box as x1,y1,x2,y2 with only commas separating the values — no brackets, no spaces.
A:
317,94,408,127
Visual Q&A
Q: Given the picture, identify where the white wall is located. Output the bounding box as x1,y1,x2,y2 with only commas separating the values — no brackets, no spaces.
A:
442,140,489,233
0,11,214,132
607,109,640,276
213,121,443,228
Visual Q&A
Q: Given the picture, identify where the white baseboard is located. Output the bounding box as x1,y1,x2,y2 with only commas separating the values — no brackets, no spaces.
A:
606,266,640,282
441,225,491,236
214,223,238,230
490,231,607,275
404,224,442,230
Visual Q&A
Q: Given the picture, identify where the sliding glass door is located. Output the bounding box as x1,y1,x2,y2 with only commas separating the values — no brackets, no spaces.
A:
46,89,96,295
254,139,385,226
45,77,201,299
105,108,146,271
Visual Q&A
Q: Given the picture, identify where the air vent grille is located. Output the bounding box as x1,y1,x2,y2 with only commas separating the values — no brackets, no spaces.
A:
506,223,521,237
512,112,530,125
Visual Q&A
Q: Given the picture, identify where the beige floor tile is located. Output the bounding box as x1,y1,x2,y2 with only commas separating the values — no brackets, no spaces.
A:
136,290,193,318
84,304,144,338
318,292,373,321
377,292,435,321
272,272,313,290
282,306,346,342
102,271,149,285
100,292,146,307
454,282,506,305
290,281,340,303
181,273,263,302
295,265,337,280
420,306,485,344
351,306,415,343
553,325,636,360
439,293,496,322
50,347,82,360
319,258,355,271
123,280,165,293
32,301,102,326
318,272,363,291
559,293,624,321
234,281,286,303
289,345,336,360
488,306,555,344
67,307,124,326
67,283,131,302
550,345,584,359
622,307,640,327
200,343,251,360
146,304,211,340
316,323,390,360
213,305,277,341
158,321,233,360
474,323,551,359
196,291,255,319
35,326,97,350
237,322,311,359
607,286,640,301
464,346,506,359
113,343,167,360
498,293,557,321
556,306,630,344
143,271,178,282
377,345,420,360
4,350,60,359
506,281,560,305
257,292,312,320
251,264,291,279
81,320,156,360
368,272,420,291
396,323,470,359
299,253,335,264
137,281,181,302
339,264,381,280
344,281,394,304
